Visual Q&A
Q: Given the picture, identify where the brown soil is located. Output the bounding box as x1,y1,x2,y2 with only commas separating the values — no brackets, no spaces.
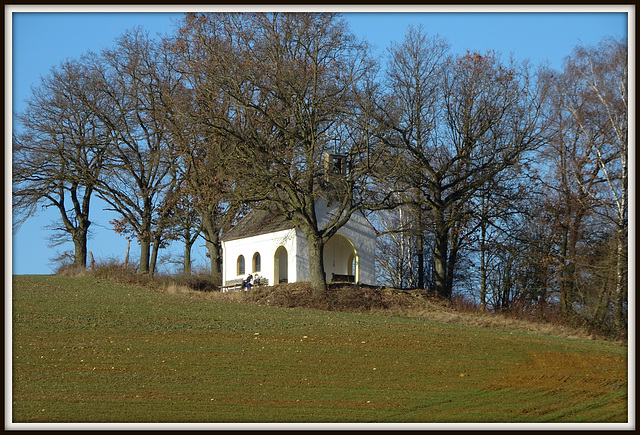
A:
487,350,627,393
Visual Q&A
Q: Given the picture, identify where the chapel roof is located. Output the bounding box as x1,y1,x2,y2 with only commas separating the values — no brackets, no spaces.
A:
220,208,295,242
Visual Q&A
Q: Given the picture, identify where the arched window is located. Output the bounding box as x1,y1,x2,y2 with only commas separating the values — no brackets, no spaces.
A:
252,252,261,272
237,255,245,275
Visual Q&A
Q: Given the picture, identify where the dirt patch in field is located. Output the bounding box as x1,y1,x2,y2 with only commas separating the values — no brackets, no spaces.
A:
486,350,627,393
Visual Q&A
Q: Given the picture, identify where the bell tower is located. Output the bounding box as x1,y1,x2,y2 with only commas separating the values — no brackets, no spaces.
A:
324,152,347,182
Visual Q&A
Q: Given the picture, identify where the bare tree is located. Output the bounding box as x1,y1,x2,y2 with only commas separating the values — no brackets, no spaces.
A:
536,97,598,318
157,180,203,276
84,28,181,275
379,25,549,299
163,15,243,283
546,37,628,330
374,205,421,289
380,27,450,290
175,12,377,294
13,59,108,269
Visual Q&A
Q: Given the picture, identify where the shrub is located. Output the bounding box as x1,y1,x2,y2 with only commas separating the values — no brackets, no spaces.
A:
173,275,219,292
51,252,89,277
92,258,150,286
246,283,442,314
55,263,90,277
246,282,327,309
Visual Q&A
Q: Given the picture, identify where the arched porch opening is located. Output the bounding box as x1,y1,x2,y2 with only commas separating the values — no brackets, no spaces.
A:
324,234,359,283
274,246,288,284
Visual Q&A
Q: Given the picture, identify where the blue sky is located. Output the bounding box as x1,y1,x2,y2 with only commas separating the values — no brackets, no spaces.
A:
7,6,631,275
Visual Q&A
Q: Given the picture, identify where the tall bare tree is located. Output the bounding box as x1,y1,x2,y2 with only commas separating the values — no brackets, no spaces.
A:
13,59,108,269
379,25,548,299
163,15,243,283
546,37,628,330
83,28,181,275
174,12,377,293
380,27,449,290
156,179,203,276
373,203,432,289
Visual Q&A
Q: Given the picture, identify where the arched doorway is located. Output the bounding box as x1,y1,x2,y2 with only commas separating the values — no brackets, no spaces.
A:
324,234,358,283
274,246,288,283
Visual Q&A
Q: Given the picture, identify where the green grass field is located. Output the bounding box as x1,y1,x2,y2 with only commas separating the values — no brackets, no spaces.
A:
10,275,628,425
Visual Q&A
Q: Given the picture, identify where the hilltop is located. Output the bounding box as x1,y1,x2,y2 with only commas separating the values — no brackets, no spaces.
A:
57,263,627,344
160,280,623,345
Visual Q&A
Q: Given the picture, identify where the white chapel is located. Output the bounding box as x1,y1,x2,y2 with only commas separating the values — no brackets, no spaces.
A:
220,154,377,288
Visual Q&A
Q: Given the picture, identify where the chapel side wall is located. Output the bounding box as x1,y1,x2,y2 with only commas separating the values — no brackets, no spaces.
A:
295,228,310,282
221,237,270,284
352,221,376,285
222,229,296,286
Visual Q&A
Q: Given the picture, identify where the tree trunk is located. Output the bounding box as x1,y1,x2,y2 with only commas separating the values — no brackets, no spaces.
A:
306,233,327,295
417,236,424,290
559,210,584,318
149,235,162,277
204,235,222,285
72,226,89,269
183,237,193,276
139,239,151,274
416,204,425,290
480,220,487,310
138,204,153,274
446,233,460,298
417,226,425,290
57,190,91,270
207,239,222,285
432,208,450,299
124,239,130,269
201,214,222,285
558,224,571,316
614,224,627,330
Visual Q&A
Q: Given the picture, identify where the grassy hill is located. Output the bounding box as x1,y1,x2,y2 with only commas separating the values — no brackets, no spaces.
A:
10,275,628,425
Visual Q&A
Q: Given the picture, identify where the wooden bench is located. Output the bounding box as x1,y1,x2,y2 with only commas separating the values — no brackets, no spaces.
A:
254,277,269,286
331,273,355,283
221,278,244,292
221,277,269,292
